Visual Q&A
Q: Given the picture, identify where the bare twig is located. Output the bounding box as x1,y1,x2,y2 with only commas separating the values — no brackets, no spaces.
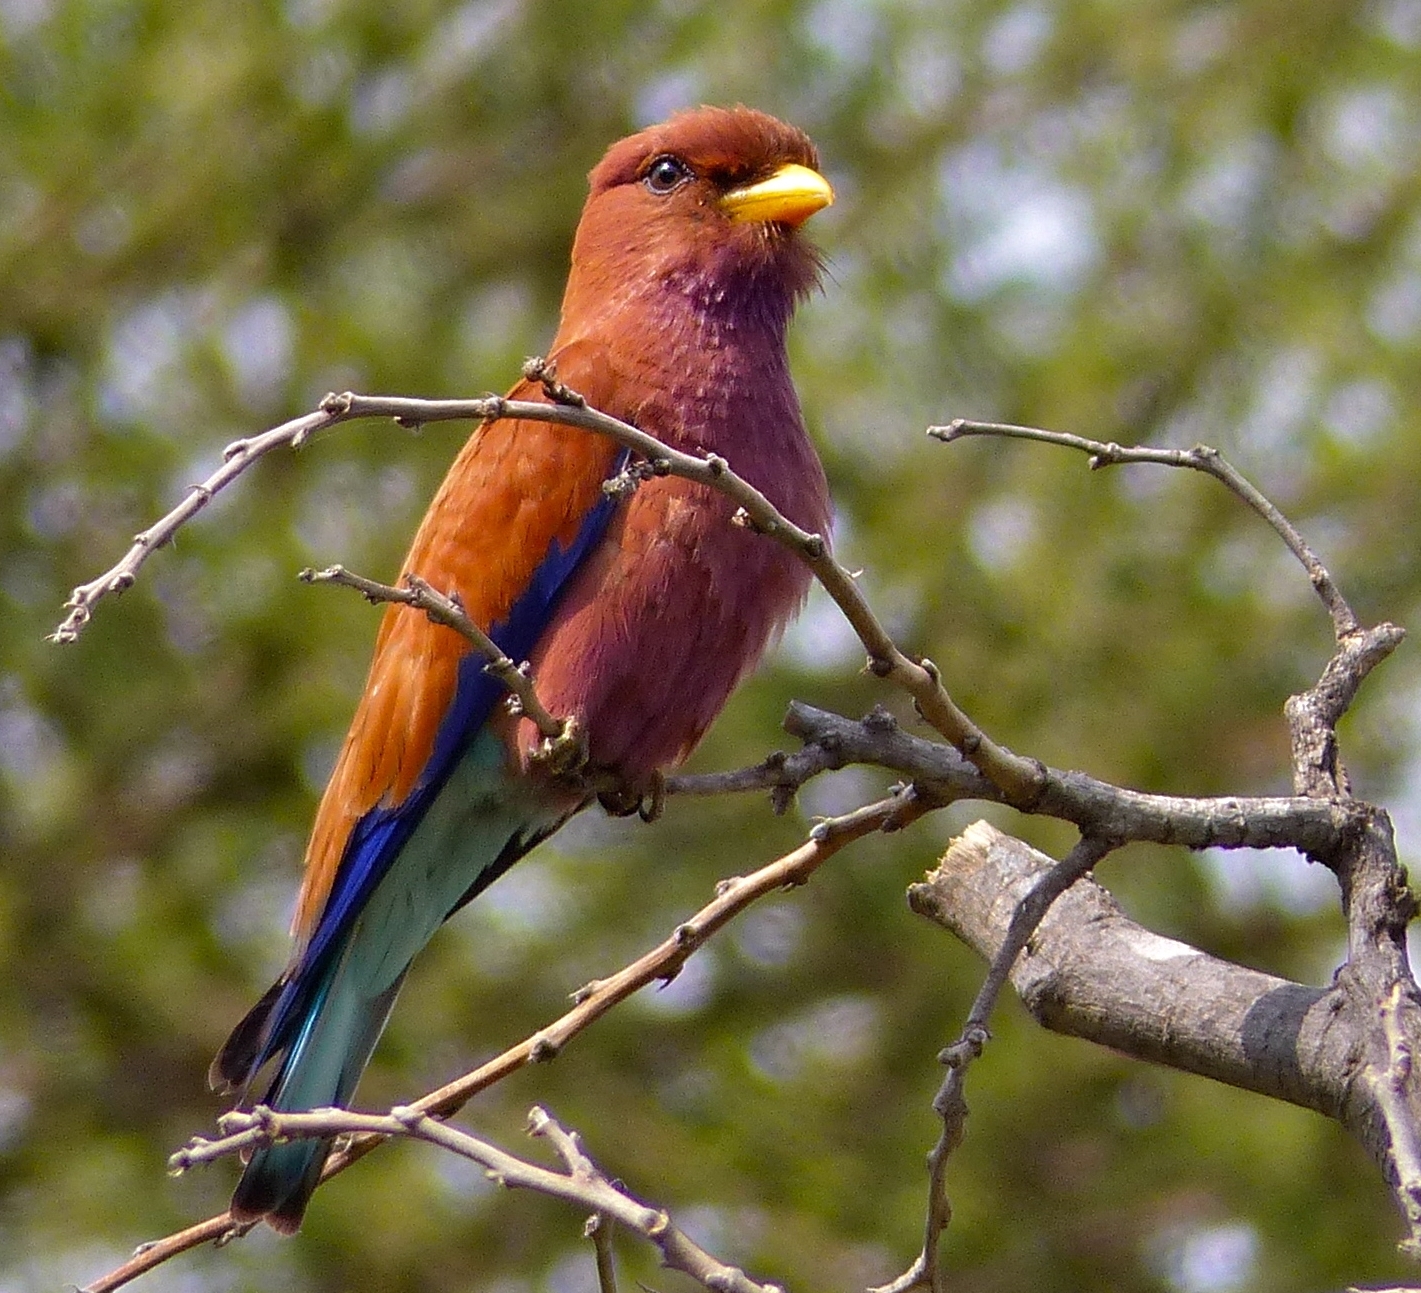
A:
872,833,1116,1293
50,406,336,644
587,1211,619,1293
300,564,571,746
929,420,1361,639
171,1104,778,1293
663,737,849,811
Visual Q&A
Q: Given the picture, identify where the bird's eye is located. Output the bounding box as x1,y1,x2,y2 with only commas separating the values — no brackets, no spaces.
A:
643,156,691,195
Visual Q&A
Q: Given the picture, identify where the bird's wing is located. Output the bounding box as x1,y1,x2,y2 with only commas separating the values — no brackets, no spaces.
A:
211,343,626,1091
298,342,627,948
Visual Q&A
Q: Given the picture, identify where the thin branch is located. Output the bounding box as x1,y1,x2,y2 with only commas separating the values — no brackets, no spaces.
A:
50,406,336,644
950,834,1117,1049
82,786,926,1293
663,738,849,811
171,1104,778,1293
872,833,1116,1293
528,1111,623,1293
300,564,571,747
587,1212,619,1293
929,419,1360,639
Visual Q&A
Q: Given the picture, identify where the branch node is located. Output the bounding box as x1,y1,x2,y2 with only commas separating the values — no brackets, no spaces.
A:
862,704,898,733
524,356,586,406
769,784,796,815
926,419,966,443
602,458,658,499
939,1024,990,1068
732,505,775,534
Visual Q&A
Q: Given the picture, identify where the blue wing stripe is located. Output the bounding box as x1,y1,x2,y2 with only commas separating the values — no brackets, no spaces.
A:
256,451,629,1068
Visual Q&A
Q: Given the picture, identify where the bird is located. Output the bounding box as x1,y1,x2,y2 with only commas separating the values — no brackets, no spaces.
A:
209,105,834,1233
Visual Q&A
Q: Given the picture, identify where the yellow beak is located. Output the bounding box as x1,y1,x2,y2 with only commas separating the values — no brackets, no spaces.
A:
719,162,834,227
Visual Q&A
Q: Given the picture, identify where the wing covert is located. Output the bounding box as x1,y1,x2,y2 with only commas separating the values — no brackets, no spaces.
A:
293,342,626,951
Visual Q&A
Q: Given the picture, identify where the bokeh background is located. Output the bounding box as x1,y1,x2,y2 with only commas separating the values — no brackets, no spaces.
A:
4,1,1421,1290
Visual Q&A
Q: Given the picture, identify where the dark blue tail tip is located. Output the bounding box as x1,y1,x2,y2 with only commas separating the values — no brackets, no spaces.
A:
229,1142,330,1235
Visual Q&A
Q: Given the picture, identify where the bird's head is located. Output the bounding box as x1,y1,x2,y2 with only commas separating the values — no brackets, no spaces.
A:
561,106,833,337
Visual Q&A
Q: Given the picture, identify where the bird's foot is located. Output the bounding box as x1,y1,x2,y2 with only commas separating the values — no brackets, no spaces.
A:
597,770,665,821
529,716,588,779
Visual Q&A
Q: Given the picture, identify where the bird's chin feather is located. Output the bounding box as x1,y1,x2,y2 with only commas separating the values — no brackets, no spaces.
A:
564,203,822,350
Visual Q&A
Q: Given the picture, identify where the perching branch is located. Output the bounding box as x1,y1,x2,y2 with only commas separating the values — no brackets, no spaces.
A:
54,378,1043,804
782,701,1362,856
297,564,846,807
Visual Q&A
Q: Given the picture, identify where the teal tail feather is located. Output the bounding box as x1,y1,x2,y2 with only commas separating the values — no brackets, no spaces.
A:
229,960,406,1233
218,730,576,1232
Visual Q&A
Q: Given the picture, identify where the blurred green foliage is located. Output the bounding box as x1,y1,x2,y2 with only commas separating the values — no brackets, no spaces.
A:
3,0,1421,1290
